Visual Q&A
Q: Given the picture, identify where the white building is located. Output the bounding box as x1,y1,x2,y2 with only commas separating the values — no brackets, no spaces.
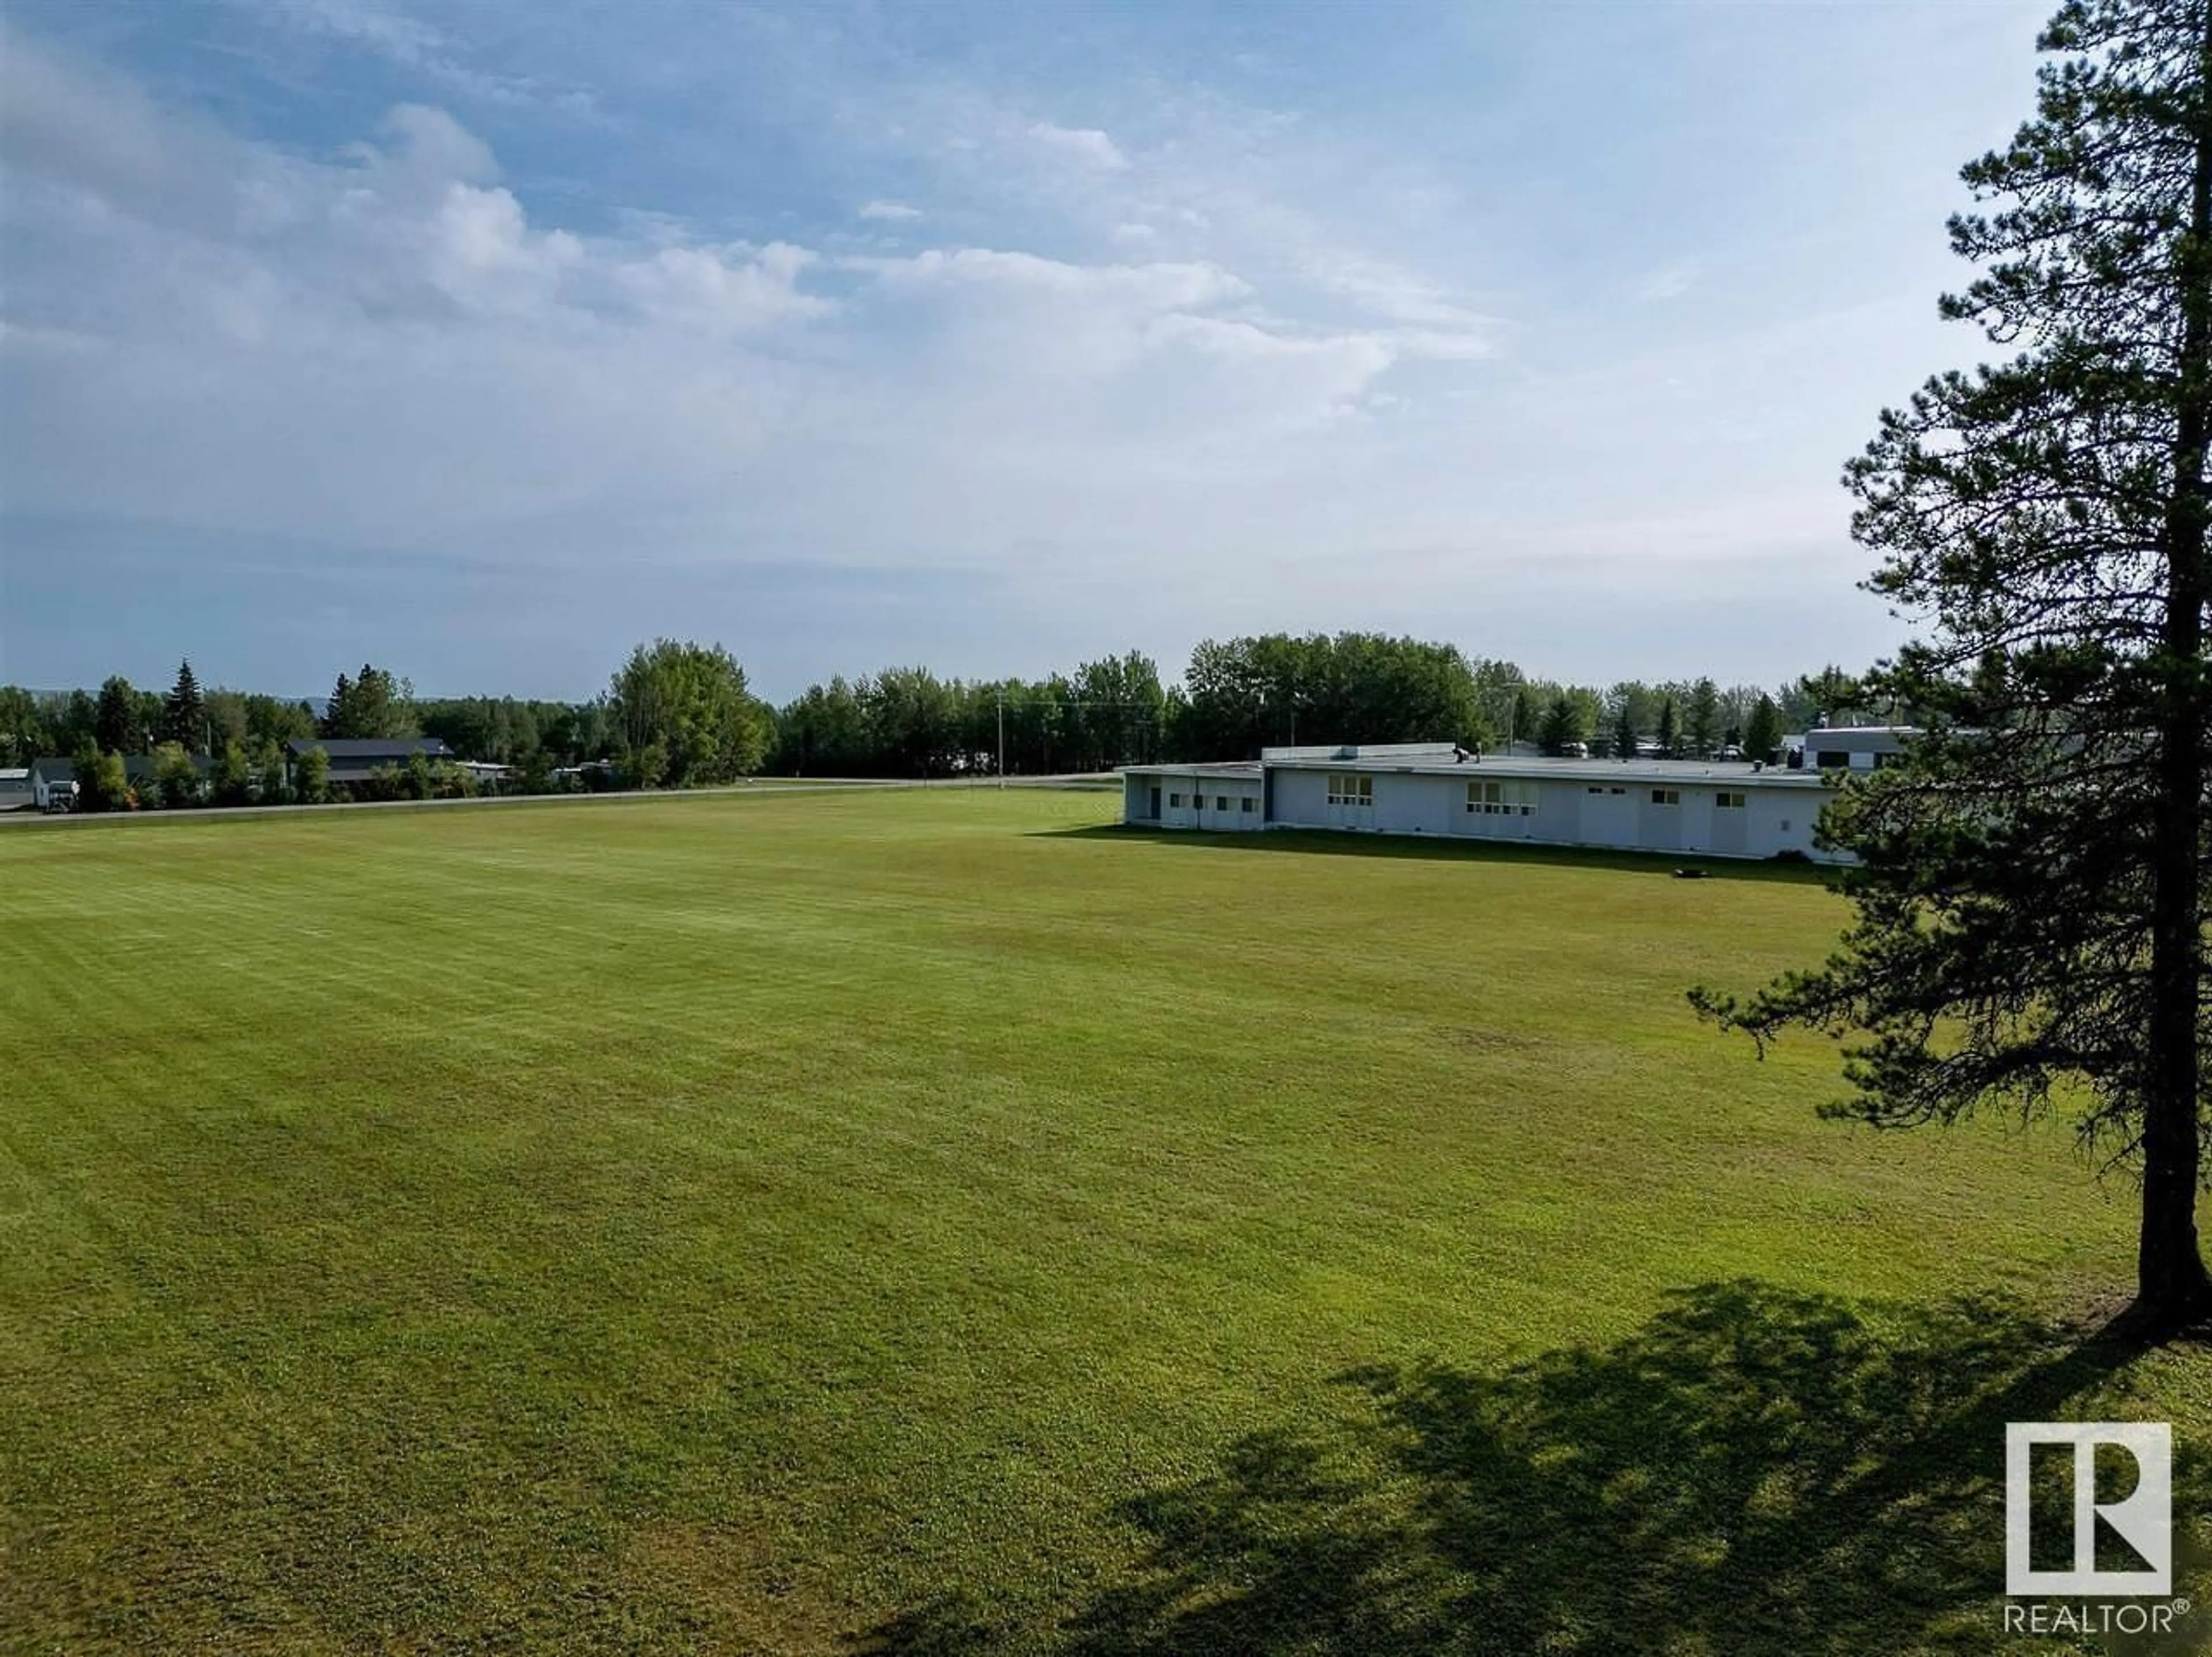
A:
1119,738,1876,863
28,757,77,812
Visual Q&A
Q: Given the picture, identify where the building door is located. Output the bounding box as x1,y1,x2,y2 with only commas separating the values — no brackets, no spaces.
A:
1150,787,1161,818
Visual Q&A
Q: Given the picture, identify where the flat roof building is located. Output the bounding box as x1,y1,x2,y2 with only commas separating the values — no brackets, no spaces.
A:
1120,737,1885,863
286,737,454,786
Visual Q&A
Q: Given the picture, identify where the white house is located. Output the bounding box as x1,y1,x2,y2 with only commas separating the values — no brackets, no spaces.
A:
28,757,77,811
1785,725,1911,772
1120,738,1869,863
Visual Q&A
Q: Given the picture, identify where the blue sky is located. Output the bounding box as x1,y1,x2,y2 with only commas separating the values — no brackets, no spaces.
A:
0,0,2051,702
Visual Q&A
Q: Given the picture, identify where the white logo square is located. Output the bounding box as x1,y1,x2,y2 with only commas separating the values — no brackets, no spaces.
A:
2005,1421,2172,1597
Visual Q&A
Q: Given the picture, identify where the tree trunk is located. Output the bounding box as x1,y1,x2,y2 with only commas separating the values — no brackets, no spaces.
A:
2136,11,2212,1333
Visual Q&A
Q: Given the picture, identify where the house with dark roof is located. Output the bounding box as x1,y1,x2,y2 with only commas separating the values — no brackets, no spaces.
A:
28,753,217,809
286,737,453,787
29,757,77,810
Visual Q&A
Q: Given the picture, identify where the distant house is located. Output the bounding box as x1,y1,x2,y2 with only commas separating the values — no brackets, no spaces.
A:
1787,725,1912,773
27,753,215,808
0,768,29,811
29,757,76,810
124,752,213,803
286,737,454,787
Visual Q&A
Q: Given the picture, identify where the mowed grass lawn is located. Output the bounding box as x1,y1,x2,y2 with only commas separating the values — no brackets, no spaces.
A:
3,789,2207,1656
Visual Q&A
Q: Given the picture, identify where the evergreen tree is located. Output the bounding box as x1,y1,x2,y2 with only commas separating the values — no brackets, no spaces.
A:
160,659,206,752
321,665,411,740
1510,685,1539,749
1684,677,1721,757
1656,697,1680,759
1794,664,1866,729
1612,700,1637,761
323,672,352,738
1696,0,2212,1330
94,676,139,756
1744,694,1785,764
1537,692,1585,756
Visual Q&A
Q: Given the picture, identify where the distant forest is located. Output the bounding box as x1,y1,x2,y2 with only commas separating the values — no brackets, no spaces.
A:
1,634,1876,799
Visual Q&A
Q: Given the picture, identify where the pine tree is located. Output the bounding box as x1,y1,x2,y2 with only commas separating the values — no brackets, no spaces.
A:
1696,0,2212,1332
1509,685,1538,750
321,673,353,740
160,659,206,752
1612,701,1637,761
1656,697,1680,759
1537,692,1584,756
1744,695,1784,765
94,676,138,756
1685,677,1721,758
321,665,410,741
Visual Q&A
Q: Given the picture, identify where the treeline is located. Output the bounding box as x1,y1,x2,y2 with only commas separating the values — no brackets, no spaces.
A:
763,639,1872,776
0,662,633,772
1,643,766,809
768,653,1166,777
2,634,1878,802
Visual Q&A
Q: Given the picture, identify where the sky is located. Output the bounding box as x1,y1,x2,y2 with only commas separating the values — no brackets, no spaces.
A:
0,0,2055,703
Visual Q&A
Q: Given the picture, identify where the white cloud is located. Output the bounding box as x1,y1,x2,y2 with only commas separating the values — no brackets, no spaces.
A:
855,247,1248,313
4,0,2061,695
1026,120,1129,170
1628,261,1699,302
374,103,501,184
618,242,833,334
258,0,446,64
249,0,597,111
1,55,1487,600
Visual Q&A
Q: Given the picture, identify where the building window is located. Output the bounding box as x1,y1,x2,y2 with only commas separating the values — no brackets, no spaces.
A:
1168,793,1184,808
1214,796,1229,812
1780,818,1792,832
1816,749,1850,770
1609,786,1627,795
1239,796,1256,814
1715,791,1746,809
1650,788,1681,806
1586,786,1605,795
1468,780,1536,816
1327,773,1374,806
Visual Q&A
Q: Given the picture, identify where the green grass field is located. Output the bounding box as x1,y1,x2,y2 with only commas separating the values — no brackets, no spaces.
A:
4,790,2207,1656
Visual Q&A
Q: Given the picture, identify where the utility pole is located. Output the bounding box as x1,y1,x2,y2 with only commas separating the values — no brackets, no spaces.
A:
997,687,1005,789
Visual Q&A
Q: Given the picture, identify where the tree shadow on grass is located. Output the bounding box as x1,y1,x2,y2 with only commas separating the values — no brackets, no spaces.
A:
855,1281,2207,1656
1040,824,1834,886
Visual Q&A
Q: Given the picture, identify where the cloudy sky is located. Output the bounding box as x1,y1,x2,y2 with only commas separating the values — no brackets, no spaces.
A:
1,0,2050,702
